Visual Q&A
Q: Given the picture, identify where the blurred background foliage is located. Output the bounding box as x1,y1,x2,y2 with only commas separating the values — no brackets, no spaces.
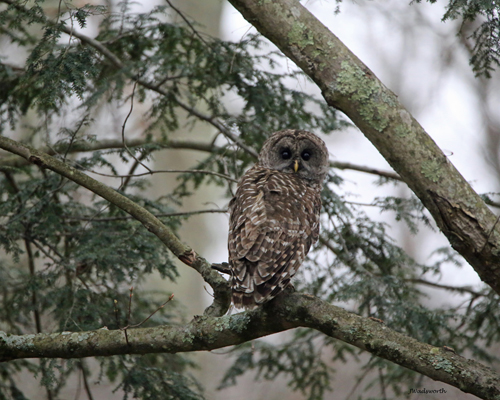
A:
0,0,499,399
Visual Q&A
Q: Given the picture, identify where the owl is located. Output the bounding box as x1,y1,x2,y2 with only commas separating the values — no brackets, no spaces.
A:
228,129,329,309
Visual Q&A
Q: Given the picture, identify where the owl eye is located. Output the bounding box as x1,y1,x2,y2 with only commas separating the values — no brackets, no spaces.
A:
301,150,311,161
281,149,292,160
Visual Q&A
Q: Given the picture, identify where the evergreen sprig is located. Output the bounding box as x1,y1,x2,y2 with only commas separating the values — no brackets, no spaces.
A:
413,0,500,76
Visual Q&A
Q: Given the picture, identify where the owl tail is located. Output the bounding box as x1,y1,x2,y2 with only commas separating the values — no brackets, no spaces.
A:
232,291,259,310
231,279,289,310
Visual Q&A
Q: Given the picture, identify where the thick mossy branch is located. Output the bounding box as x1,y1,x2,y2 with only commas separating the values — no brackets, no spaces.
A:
227,0,500,295
0,293,498,400
0,135,230,317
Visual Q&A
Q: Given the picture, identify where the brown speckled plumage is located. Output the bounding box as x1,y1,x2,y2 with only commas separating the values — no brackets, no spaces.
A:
228,130,328,309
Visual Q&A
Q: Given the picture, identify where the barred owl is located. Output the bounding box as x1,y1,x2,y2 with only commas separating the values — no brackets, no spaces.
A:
228,129,329,309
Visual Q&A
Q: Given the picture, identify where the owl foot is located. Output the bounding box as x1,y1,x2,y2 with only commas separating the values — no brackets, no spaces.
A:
212,262,231,274
283,283,296,294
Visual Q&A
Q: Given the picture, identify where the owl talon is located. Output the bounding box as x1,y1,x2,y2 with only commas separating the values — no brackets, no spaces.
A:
212,262,231,274
284,283,295,294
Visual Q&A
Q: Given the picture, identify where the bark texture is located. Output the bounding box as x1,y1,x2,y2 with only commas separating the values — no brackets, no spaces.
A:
0,293,499,399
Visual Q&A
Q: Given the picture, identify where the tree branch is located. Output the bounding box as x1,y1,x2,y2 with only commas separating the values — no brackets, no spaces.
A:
0,293,498,400
83,168,237,183
0,138,219,168
2,136,499,208
0,135,231,317
409,278,484,297
65,209,228,222
330,161,401,181
227,0,500,295
0,137,395,184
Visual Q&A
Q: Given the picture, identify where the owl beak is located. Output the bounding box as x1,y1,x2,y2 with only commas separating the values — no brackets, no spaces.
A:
293,160,299,173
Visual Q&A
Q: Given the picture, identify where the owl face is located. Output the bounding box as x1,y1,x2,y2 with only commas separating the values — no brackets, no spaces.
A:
259,130,329,185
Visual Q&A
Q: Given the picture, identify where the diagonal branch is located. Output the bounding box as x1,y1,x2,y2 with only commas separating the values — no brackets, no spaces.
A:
227,0,500,296
0,293,498,400
66,209,228,222
0,135,231,317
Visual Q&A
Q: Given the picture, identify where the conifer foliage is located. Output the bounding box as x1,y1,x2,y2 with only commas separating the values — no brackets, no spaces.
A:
0,1,499,399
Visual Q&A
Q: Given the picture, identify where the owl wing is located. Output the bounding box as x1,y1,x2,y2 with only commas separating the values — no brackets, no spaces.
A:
228,166,321,309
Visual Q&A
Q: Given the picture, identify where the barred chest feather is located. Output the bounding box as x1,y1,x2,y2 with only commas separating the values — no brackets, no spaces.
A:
228,164,322,309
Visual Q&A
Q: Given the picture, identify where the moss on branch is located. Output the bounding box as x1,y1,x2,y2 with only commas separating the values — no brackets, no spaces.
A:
0,293,498,399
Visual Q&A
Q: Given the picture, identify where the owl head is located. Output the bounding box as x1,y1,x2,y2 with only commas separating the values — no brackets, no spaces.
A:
258,129,329,185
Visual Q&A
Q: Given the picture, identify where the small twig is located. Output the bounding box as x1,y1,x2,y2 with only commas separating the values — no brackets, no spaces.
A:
379,367,387,400
63,116,89,162
3,172,44,335
165,0,211,48
64,208,228,222
486,199,500,208
83,167,237,183
113,296,130,346
6,172,44,335
127,287,133,328
24,238,43,334
113,299,120,327
55,0,63,25
123,327,129,346
212,262,231,275
27,239,62,268
119,150,150,191
320,234,484,297
481,213,500,252
405,278,483,297
115,293,176,346
31,237,65,261
203,286,215,298
344,200,380,207
125,294,175,329
344,357,373,400
330,160,401,181
1,170,20,193
154,73,191,88
173,97,259,159
78,361,95,400
121,81,152,174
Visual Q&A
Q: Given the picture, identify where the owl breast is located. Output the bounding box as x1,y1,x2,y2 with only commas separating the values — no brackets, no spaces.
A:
228,164,321,309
